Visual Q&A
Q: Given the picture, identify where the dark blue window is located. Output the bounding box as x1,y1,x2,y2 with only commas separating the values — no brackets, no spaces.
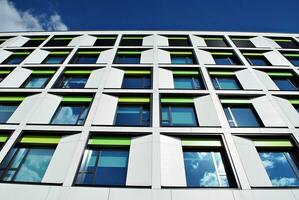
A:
22,76,50,88
288,57,299,67
246,56,271,66
114,55,140,64
161,106,198,127
122,76,151,89
71,55,98,64
50,104,89,125
55,76,89,89
184,151,230,187
174,77,204,89
232,39,255,48
75,149,129,186
2,55,26,64
171,55,196,64
273,78,299,91
205,39,228,47
43,55,66,64
224,106,262,127
115,105,150,126
212,77,241,90
0,104,18,123
213,55,241,65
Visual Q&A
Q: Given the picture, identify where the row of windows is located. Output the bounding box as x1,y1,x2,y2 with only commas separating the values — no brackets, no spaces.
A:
0,134,298,188
1,35,299,49
2,48,299,67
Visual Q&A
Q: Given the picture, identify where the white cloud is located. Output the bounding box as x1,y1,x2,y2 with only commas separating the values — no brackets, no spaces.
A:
200,172,219,187
0,0,68,31
272,177,297,186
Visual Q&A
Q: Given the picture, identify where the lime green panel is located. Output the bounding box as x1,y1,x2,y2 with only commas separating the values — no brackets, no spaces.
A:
283,54,299,57
161,98,194,104
118,51,142,55
168,37,188,40
53,37,74,40
231,38,251,41
31,70,56,75
253,139,293,147
210,52,233,55
272,39,292,42
267,72,293,77
0,70,11,74
124,70,151,75
30,38,47,41
20,135,61,144
203,38,224,41
0,96,25,102
0,135,8,143
62,97,93,102
209,71,235,76
64,70,92,74
12,52,31,55
182,138,222,147
289,100,299,105
242,53,264,56
169,52,193,55
118,97,150,103
97,37,117,39
122,37,144,39
77,51,101,55
49,51,70,55
89,137,131,146
172,71,199,75
220,99,251,104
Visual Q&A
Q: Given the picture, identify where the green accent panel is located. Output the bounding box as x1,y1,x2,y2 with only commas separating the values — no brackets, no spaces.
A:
0,70,11,74
220,99,251,104
53,37,74,40
12,52,31,55
49,51,69,55
97,37,117,39
161,98,194,104
169,52,193,55
267,72,293,77
209,71,235,76
62,97,93,102
118,51,142,55
124,70,151,75
0,135,8,143
64,70,92,74
30,38,47,41
289,100,299,105
89,137,131,146
20,135,61,144
231,38,251,41
122,37,144,39
243,53,264,56
0,96,25,102
253,139,293,147
0,39,7,41
204,37,224,41
172,71,199,75
182,138,222,147
283,54,299,57
31,70,56,75
118,97,150,103
272,39,292,42
210,52,233,55
77,51,101,55
168,37,188,40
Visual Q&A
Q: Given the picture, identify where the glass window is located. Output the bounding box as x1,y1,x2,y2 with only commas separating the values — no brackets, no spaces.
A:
50,104,89,125
94,37,116,46
245,56,271,66
122,76,151,89
23,39,45,47
120,38,143,46
75,148,129,186
55,75,89,89
114,105,150,126
272,78,299,91
174,77,205,89
184,151,231,187
212,77,241,90
21,75,50,89
71,55,98,64
168,38,190,46
2,55,26,64
45,38,72,47
161,106,198,127
224,106,262,127
114,54,140,64
0,104,18,123
288,57,299,67
213,55,241,65
0,147,54,183
275,40,299,49
43,55,66,64
259,151,299,187
204,38,228,47
171,55,196,64
232,39,255,48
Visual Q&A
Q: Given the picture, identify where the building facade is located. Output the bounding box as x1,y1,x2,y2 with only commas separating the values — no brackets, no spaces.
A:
0,31,298,200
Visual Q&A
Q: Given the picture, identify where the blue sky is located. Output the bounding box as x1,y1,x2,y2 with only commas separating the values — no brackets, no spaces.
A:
1,0,299,33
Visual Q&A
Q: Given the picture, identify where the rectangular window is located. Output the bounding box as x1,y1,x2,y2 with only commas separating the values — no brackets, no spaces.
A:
114,51,141,64
223,104,262,127
94,36,117,46
254,138,299,187
211,52,242,65
203,37,229,47
0,135,59,183
272,38,299,49
21,75,51,89
211,72,242,90
42,52,69,64
70,51,101,64
173,70,205,90
75,137,130,186
22,37,47,47
115,105,150,126
2,52,31,65
183,138,233,187
272,78,299,91
54,70,91,89
170,51,196,64
168,36,190,46
44,36,75,47
122,70,151,89
283,53,299,67
231,37,255,48
0,96,23,123
243,53,271,66
120,36,144,46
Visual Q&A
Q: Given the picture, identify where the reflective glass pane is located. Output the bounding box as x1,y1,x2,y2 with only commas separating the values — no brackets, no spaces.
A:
122,76,151,89
247,57,270,66
223,107,236,127
10,148,27,169
73,55,98,64
289,58,299,67
115,106,149,126
171,56,194,64
44,56,65,64
214,77,241,90
230,107,261,127
114,55,140,64
51,105,87,125
14,148,54,182
164,106,197,127
232,40,255,48
214,56,239,65
0,104,18,123
273,79,298,91
60,76,88,88
5,56,24,64
277,41,299,49
259,152,299,187
205,40,228,47
24,77,49,88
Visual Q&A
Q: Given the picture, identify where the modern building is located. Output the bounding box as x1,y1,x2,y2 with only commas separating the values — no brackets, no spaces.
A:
0,31,298,200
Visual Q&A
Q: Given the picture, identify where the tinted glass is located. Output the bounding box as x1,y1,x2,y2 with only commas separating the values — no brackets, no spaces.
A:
174,77,203,89
224,107,261,127
288,58,299,67
205,39,228,47
94,39,116,46
115,105,150,126
120,39,143,46
71,55,98,64
51,105,89,125
0,104,18,123
232,40,255,48
184,151,230,187
3,56,24,64
23,76,49,88
212,77,241,90
43,56,65,64
259,151,299,186
161,106,197,127
171,55,195,64
276,41,299,49
273,78,298,91
213,55,241,65
168,39,190,46
23,40,44,47
58,76,88,88
122,76,151,89
247,56,271,66
114,55,140,64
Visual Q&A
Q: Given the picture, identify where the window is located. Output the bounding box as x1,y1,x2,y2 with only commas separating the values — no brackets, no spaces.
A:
244,53,271,66
115,105,150,126
45,36,75,47
0,135,58,183
122,72,151,89
75,137,130,186
2,52,31,65
211,52,242,65
168,36,190,46
21,75,50,89
272,38,299,49
203,37,229,47
120,36,144,46
94,36,117,46
272,77,299,91
55,71,90,89
42,52,69,64
50,98,91,125
288,57,299,67
183,138,233,187
212,76,241,90
22,37,47,47
223,105,262,127
170,52,196,64
0,70,10,83
174,76,205,90
254,138,299,187
0,104,18,123
283,53,299,67
161,99,198,127
231,38,255,48
114,51,141,64
70,51,101,64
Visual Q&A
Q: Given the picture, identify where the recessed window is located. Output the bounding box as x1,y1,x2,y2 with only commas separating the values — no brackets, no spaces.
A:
42,52,69,64
203,37,229,47
120,36,144,46
272,77,299,91
0,103,18,123
211,52,242,65
231,37,255,48
170,51,196,64
2,52,31,65
223,104,262,127
211,75,242,90
94,36,117,46
70,51,101,64
114,51,141,64
55,70,91,89
45,36,75,47
122,70,151,89
283,53,299,67
21,75,51,89
244,53,272,66
75,137,130,186
168,36,190,46
115,104,150,126
22,37,47,47
272,38,299,49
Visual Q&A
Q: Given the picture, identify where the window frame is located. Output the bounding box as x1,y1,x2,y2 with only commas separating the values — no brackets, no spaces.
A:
21,74,51,89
